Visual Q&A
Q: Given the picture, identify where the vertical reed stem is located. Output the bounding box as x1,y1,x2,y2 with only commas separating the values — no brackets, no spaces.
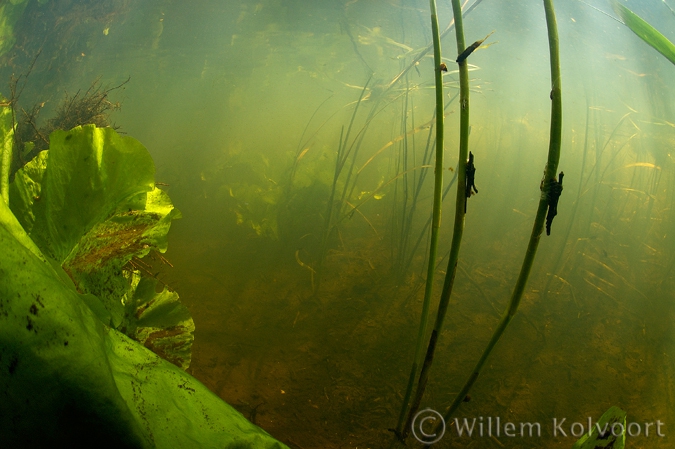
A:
439,0,563,425
399,0,470,440
0,99,13,206
394,0,445,437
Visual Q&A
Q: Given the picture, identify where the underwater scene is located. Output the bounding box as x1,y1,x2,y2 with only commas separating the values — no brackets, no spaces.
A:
1,0,675,448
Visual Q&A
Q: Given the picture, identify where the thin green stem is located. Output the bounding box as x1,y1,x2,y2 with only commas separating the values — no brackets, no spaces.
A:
394,0,445,438
314,80,371,295
0,99,13,206
397,78,412,272
399,0,470,440
439,0,563,425
542,91,589,300
384,0,485,95
402,92,459,275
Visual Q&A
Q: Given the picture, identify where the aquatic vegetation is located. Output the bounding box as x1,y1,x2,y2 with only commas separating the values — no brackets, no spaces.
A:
208,143,332,245
287,76,418,293
0,0,32,58
395,0,449,439
4,0,129,73
9,124,191,367
435,0,564,425
15,77,126,166
215,151,285,240
572,406,626,449
0,199,287,447
396,0,568,441
314,79,376,294
380,0,486,93
0,118,287,447
5,0,674,446
612,1,675,66
0,95,12,204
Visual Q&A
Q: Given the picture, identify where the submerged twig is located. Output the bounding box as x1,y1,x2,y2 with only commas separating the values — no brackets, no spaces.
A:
295,249,316,292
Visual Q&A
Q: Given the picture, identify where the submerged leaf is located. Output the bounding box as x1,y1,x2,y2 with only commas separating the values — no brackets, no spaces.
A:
9,125,189,367
122,276,194,370
572,406,626,449
9,150,48,232
612,1,675,66
0,207,287,447
624,162,659,169
11,126,180,260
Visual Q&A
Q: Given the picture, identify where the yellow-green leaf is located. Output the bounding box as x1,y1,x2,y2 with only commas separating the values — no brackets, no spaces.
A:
613,1,675,66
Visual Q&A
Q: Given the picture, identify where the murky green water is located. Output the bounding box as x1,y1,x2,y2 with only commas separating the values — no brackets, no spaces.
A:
5,0,675,447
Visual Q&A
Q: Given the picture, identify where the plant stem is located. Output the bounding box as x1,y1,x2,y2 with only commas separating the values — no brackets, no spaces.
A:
0,99,13,206
401,92,459,275
439,0,563,425
384,0,485,95
394,0,445,438
399,0,470,440
314,80,370,295
396,77,412,273
542,91,589,300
